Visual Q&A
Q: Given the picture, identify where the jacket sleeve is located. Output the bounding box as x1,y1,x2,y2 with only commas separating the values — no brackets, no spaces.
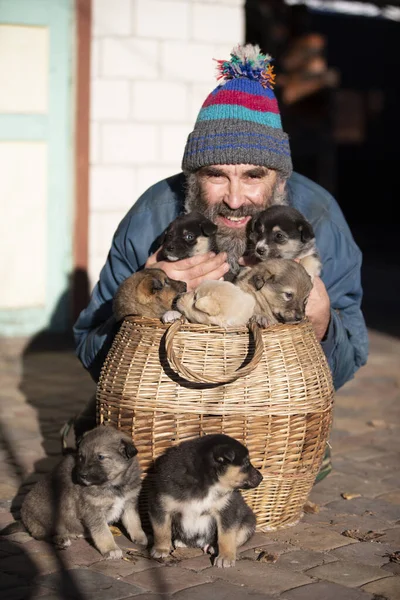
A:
73,212,140,383
317,220,369,390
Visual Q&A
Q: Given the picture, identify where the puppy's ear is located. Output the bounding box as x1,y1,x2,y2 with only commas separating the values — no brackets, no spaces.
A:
151,277,164,293
200,221,218,237
213,444,236,464
251,270,275,291
119,438,138,460
298,221,314,243
195,296,220,316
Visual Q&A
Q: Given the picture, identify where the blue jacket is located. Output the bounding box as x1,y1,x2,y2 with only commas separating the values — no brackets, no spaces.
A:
73,171,369,390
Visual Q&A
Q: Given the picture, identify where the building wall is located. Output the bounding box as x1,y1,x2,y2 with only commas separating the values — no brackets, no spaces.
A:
89,0,245,287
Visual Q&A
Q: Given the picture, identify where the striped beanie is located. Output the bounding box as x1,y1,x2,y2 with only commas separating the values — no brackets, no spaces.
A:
182,44,292,178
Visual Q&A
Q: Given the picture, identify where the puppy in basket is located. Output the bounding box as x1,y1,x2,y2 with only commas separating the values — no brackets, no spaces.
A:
163,279,255,327
20,425,147,558
248,205,322,280
148,434,263,568
113,268,187,322
156,211,217,262
236,258,313,328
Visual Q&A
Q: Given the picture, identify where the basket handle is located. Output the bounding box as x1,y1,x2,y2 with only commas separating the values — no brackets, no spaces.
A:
164,319,264,384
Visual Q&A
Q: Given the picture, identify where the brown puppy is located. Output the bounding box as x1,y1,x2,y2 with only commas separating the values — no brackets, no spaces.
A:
236,258,312,327
166,280,256,327
113,268,187,322
20,425,147,559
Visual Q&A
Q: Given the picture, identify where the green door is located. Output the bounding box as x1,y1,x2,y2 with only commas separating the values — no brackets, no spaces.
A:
0,0,74,335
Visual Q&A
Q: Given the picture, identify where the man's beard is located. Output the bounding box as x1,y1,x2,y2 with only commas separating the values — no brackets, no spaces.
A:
184,172,287,264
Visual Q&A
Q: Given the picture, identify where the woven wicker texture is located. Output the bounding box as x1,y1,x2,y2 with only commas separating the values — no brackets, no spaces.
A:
97,316,334,531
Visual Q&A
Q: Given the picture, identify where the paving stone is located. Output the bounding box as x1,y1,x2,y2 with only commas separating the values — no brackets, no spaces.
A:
90,555,161,577
124,566,211,594
37,567,145,599
305,559,391,587
57,538,103,566
206,560,312,595
382,562,400,576
362,576,400,600
375,527,400,545
177,553,214,572
329,541,397,566
275,549,336,571
281,581,375,600
173,579,277,600
303,506,391,534
326,496,400,523
267,524,357,551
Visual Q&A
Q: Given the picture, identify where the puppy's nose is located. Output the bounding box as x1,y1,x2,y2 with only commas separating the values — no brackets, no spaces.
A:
166,244,175,252
256,246,266,256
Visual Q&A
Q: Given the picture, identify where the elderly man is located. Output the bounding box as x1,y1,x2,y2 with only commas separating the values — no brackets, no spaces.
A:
71,46,368,466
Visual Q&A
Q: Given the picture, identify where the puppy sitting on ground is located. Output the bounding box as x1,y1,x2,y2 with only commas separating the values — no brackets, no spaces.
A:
20,425,147,559
148,434,263,568
236,258,313,327
248,205,322,280
157,211,218,262
163,280,256,327
113,268,187,322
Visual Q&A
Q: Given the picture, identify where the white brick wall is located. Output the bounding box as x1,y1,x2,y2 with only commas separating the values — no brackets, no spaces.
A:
89,0,245,287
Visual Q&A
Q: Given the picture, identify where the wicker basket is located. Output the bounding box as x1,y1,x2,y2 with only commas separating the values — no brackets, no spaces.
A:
96,316,334,531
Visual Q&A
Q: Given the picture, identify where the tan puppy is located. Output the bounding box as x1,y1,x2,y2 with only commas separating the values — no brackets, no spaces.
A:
171,280,256,327
236,258,312,327
20,426,147,559
113,268,187,322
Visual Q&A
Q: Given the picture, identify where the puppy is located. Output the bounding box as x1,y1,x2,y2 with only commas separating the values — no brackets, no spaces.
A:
20,425,147,558
113,268,186,322
157,211,218,262
248,205,322,279
236,258,313,327
148,434,263,568
165,280,255,327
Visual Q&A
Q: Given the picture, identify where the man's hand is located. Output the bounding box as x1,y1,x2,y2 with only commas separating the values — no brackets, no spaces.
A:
306,276,331,341
145,250,230,291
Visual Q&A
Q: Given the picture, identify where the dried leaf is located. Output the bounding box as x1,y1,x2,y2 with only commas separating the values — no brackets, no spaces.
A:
341,492,362,500
304,500,320,514
109,525,122,536
122,555,137,563
383,551,400,564
256,550,278,563
367,419,387,428
342,529,384,542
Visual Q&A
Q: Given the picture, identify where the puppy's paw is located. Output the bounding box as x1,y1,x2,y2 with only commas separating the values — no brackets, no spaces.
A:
53,536,71,549
132,530,148,547
103,547,123,560
251,314,273,328
151,546,172,559
161,310,183,324
214,553,236,568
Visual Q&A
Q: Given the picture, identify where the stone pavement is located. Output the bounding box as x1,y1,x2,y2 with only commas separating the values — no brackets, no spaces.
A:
0,329,399,600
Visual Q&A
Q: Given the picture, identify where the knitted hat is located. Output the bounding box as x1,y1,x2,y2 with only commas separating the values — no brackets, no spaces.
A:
182,44,292,178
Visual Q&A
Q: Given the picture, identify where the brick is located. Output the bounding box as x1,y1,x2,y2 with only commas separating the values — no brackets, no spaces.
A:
305,560,390,588
268,524,357,552
173,579,276,600
38,568,145,599
189,82,214,122
90,166,136,212
329,541,397,567
133,0,189,40
282,581,375,600
90,121,100,164
362,576,400,600
277,549,336,572
91,39,100,79
192,4,243,44
102,123,158,164
135,167,178,201
124,565,211,594
160,124,191,164
91,80,130,121
326,496,400,523
376,527,400,545
89,211,124,259
90,556,161,577
102,38,159,80
378,490,400,505
161,42,216,83
208,560,312,595
93,0,132,36
132,81,188,122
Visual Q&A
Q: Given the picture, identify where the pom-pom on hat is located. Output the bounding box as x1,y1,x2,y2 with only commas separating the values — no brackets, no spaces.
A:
182,44,292,178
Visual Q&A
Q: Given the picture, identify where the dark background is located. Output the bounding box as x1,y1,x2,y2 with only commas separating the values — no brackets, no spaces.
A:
246,0,400,337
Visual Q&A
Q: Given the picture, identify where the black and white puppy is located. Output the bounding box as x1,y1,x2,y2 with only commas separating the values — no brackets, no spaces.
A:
157,212,218,262
148,434,263,568
248,205,322,280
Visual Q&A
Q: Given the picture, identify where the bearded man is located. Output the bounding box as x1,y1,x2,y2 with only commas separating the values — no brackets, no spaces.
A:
72,46,368,461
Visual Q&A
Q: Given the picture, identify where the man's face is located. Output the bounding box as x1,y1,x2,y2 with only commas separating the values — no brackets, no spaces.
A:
185,164,286,260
